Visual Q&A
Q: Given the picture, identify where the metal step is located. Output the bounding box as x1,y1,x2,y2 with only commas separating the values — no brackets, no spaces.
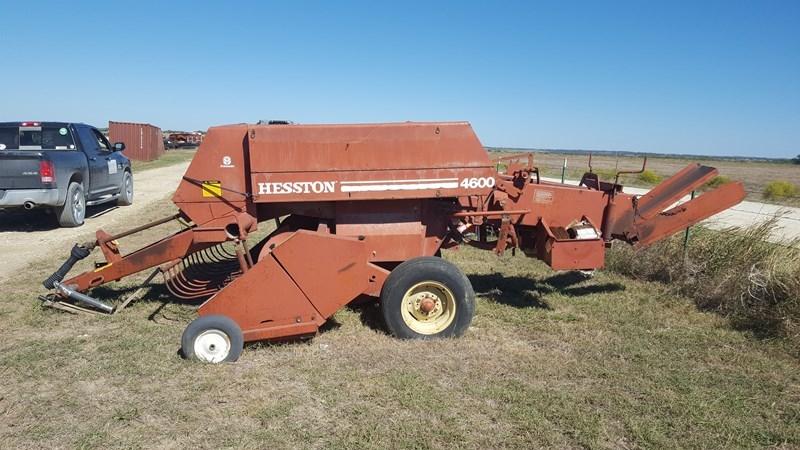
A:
86,193,120,206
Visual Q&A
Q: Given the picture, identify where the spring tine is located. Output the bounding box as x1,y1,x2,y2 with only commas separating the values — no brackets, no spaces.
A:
208,245,230,261
158,243,246,301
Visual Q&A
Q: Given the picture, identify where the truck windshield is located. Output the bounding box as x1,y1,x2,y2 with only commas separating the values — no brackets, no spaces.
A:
0,124,76,151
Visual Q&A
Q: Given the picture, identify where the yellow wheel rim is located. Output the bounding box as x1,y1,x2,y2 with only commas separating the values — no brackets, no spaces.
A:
400,281,457,335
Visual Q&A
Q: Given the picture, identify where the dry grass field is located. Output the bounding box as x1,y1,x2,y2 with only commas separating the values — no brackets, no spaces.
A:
130,149,197,172
1,197,798,449
491,149,800,206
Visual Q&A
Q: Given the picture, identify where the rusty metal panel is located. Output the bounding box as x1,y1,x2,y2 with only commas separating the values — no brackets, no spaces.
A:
175,122,496,206
198,251,324,342
601,165,746,246
248,122,491,172
247,122,495,202
108,121,165,161
635,164,717,220
532,220,605,270
539,236,606,270
495,178,610,228
271,230,368,318
632,181,746,247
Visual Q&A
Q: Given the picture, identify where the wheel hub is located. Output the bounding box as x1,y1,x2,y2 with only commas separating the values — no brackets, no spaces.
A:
73,191,84,221
419,296,436,314
193,329,231,363
400,281,456,335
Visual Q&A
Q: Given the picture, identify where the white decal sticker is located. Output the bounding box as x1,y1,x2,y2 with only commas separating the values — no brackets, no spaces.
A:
258,181,337,195
459,177,495,189
220,156,234,168
108,160,118,175
59,127,68,136
534,189,554,204
0,144,5,150
255,177,472,195
340,178,459,193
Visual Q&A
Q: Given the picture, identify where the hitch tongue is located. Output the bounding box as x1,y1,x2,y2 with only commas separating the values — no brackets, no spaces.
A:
52,281,115,314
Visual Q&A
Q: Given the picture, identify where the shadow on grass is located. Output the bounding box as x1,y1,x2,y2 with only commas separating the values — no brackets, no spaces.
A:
469,271,625,309
91,283,201,306
82,270,621,346
0,204,120,232
349,300,386,335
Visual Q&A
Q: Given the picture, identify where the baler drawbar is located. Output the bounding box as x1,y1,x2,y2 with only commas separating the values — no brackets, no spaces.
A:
42,122,745,363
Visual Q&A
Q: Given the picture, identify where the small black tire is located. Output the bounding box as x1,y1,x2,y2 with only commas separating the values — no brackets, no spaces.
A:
181,315,244,363
56,182,85,227
380,256,475,339
117,171,133,206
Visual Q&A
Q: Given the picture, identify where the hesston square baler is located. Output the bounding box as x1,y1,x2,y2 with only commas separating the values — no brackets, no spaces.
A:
40,122,745,363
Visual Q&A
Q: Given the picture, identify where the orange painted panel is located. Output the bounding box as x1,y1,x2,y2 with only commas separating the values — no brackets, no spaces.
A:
271,230,368,318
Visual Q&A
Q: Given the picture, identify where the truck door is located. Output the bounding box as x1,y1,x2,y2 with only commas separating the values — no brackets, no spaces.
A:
75,126,112,196
91,127,124,188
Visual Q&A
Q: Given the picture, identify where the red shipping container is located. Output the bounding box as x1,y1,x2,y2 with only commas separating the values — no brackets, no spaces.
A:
108,121,166,161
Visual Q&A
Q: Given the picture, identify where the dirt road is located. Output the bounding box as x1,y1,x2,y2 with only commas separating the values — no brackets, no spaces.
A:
0,162,190,282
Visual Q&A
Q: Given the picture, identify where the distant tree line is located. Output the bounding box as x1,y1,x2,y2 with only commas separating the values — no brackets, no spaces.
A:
794,154,800,164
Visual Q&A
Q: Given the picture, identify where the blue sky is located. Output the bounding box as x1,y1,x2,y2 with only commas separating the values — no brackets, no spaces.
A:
1,1,798,158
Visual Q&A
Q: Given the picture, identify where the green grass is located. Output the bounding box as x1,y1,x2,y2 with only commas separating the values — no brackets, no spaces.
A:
130,149,196,172
763,180,799,200
637,169,662,184
608,218,800,346
702,175,732,190
0,199,798,448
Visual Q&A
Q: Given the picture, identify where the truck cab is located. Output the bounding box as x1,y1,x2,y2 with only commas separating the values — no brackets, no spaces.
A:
0,122,134,227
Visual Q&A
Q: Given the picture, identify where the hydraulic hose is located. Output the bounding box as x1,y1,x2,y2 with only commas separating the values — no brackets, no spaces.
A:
43,244,92,289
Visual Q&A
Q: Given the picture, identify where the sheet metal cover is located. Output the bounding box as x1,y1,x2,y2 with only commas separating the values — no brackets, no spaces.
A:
247,122,492,173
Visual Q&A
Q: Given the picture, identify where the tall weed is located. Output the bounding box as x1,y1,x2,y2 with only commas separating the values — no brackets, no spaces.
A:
607,217,800,344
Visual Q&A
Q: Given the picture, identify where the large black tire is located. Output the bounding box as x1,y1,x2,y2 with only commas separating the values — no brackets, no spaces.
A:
117,171,133,206
56,182,85,227
181,315,244,363
380,256,475,339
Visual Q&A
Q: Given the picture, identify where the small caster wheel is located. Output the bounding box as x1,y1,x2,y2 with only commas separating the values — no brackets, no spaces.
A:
181,315,244,363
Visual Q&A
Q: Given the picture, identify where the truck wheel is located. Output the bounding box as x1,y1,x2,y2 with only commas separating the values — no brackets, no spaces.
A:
56,182,86,227
117,171,133,206
181,315,244,363
380,256,475,339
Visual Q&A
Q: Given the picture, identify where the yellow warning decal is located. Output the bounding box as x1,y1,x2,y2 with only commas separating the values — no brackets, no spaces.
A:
202,180,222,197
94,263,113,272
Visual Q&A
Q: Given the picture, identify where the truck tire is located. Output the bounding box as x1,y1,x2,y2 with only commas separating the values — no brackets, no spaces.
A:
117,171,134,206
56,182,86,227
380,256,475,339
181,315,244,363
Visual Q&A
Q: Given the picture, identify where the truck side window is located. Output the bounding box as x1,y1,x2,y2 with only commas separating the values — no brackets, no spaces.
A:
0,127,17,149
91,128,110,151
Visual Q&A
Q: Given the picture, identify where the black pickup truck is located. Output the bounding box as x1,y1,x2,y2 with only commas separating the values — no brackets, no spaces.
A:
0,122,133,227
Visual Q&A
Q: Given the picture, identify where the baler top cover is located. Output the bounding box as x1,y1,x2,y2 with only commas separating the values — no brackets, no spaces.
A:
174,121,495,208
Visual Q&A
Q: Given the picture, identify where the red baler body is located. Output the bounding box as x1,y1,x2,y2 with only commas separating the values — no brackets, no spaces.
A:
52,122,746,343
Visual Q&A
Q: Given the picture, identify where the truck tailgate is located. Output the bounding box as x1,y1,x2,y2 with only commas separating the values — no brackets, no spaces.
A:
0,151,46,189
